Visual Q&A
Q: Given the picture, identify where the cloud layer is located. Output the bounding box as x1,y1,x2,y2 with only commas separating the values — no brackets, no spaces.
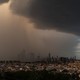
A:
0,1,79,60
10,0,80,35
0,0,9,4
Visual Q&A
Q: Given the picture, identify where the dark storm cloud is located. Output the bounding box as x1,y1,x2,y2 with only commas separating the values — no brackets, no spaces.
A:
0,1,78,60
0,0,9,4
10,0,80,35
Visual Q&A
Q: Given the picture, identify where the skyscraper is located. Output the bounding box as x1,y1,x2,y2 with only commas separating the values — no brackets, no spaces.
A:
18,49,26,62
48,52,51,63
29,52,35,62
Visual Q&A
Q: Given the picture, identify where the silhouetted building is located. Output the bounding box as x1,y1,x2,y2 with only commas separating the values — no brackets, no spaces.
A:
29,52,35,62
18,49,26,62
47,52,51,63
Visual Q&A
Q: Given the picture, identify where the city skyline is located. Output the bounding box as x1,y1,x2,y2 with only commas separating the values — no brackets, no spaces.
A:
0,0,79,60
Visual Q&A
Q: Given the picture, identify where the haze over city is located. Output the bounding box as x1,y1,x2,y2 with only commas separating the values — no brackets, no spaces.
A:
0,0,80,60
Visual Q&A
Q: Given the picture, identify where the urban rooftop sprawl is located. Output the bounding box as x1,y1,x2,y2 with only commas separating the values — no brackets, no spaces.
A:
0,55,79,80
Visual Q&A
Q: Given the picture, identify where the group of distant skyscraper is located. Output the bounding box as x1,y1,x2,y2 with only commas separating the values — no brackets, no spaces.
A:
47,52,76,63
17,50,77,63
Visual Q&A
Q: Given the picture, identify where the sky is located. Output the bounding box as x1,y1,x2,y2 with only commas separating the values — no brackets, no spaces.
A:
0,0,79,61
